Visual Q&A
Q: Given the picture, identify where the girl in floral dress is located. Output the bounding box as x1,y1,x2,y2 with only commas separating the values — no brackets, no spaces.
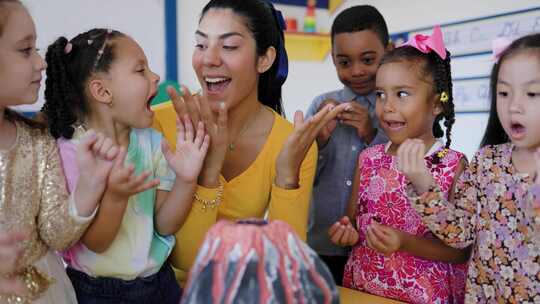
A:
399,33,540,303
329,26,469,303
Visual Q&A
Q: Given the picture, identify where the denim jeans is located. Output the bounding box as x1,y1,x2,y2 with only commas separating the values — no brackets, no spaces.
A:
66,264,181,304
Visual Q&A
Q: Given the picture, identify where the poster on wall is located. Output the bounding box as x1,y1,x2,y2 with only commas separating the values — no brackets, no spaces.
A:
453,77,490,112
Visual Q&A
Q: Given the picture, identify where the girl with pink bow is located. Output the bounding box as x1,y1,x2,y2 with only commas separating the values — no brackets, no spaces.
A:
329,25,469,303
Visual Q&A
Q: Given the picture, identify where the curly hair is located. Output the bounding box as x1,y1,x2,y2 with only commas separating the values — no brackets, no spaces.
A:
379,46,455,163
41,29,125,139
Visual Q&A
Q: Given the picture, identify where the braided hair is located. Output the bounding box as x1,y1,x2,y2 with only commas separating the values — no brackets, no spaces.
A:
380,46,455,163
41,29,125,139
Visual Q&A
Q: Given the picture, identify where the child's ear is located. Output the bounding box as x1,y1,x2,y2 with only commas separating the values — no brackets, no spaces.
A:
432,95,444,116
88,78,113,106
257,46,276,74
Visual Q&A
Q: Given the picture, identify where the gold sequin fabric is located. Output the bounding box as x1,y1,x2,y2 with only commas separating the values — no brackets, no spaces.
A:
0,121,90,301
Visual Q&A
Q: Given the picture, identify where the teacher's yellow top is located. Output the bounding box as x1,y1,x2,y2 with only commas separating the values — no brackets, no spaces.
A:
152,102,317,284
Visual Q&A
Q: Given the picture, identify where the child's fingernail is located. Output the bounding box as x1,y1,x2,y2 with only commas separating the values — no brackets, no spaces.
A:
220,102,226,109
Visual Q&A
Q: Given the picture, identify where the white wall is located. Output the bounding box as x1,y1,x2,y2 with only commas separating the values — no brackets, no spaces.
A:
18,0,166,112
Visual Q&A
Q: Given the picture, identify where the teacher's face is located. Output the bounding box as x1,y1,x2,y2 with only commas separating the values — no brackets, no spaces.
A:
193,8,260,111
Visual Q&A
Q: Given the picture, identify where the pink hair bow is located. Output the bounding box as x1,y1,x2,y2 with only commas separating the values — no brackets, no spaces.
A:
399,25,447,60
492,37,513,61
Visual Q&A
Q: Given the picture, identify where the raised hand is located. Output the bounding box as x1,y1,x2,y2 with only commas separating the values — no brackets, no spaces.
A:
275,103,348,188
76,130,118,190
338,101,376,143
168,85,228,187
365,221,406,257
328,216,359,247
397,138,435,194
74,130,118,216
107,147,160,200
315,99,339,148
162,115,210,184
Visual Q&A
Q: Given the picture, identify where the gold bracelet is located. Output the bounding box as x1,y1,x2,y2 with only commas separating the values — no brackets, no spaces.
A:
194,183,224,211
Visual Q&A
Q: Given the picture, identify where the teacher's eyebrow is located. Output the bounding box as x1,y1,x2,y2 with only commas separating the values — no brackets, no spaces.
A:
195,30,244,39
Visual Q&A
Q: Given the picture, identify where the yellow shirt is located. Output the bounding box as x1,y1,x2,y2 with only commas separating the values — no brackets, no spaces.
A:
152,102,317,284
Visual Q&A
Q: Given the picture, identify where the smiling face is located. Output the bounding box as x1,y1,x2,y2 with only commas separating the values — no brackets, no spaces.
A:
375,60,442,146
332,30,386,96
496,51,540,150
0,2,46,107
101,36,159,129
193,8,270,112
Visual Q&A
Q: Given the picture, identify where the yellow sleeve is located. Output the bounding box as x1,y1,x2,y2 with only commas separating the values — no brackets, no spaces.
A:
170,185,220,284
267,142,317,241
151,102,177,148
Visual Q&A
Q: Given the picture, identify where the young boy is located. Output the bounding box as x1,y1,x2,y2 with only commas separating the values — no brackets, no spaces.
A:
306,5,391,284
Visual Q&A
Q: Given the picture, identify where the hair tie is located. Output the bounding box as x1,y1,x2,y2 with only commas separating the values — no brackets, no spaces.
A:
492,37,513,62
399,25,447,60
267,2,288,87
64,42,73,54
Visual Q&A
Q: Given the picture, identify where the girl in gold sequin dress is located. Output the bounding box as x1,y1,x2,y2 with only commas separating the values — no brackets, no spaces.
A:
0,1,118,302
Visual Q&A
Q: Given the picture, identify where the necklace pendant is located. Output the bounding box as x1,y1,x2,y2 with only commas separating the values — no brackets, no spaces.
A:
228,143,235,151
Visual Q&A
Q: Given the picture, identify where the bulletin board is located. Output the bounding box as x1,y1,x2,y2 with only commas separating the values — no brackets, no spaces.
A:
390,7,540,113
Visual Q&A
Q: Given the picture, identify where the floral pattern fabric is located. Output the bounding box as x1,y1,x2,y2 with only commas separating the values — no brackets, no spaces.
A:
343,144,467,304
411,143,540,303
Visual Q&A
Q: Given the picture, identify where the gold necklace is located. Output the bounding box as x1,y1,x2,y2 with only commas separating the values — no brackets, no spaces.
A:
228,106,263,151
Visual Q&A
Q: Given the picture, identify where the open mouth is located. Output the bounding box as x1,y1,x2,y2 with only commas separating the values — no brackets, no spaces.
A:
510,122,526,138
205,77,231,95
384,119,406,131
146,91,157,111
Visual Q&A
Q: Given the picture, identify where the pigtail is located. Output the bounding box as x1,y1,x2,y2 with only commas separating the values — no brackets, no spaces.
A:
42,37,83,139
430,50,455,163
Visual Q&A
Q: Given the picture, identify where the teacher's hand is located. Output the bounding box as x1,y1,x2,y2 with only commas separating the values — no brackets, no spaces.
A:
275,103,347,188
167,86,228,187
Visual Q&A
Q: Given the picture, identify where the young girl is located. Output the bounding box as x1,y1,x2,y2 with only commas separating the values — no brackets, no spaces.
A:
329,26,469,303
400,33,540,303
0,1,117,302
41,28,209,303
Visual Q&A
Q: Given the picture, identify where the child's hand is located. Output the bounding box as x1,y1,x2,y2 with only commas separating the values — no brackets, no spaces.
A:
338,101,376,144
315,99,338,147
162,115,210,184
0,230,28,296
107,147,160,200
76,130,118,190
328,216,359,247
365,221,406,256
0,230,27,274
397,139,435,194
168,85,228,188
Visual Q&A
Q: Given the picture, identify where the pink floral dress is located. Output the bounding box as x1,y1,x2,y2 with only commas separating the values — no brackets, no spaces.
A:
343,143,467,304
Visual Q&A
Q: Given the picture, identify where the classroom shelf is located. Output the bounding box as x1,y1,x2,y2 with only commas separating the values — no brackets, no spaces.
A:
284,32,331,61
271,0,343,12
